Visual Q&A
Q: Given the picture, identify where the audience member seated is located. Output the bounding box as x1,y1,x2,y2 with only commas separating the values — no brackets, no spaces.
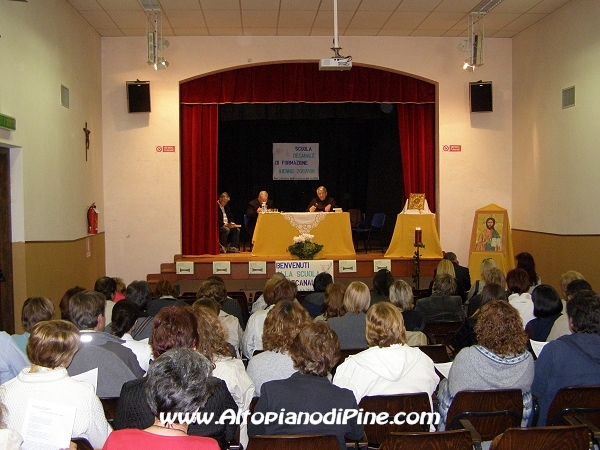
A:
206,276,247,329
249,322,364,450
94,276,117,327
466,267,506,316
333,302,439,405
443,252,472,301
306,186,335,212
426,258,456,297
125,280,155,340
525,285,563,342
302,272,333,318
247,300,312,396
0,333,29,386
370,269,394,306
246,191,274,239
59,286,85,321
113,306,238,450
11,296,54,356
191,305,254,448
242,279,296,358
389,279,424,331
66,290,144,397
415,273,466,324
450,283,508,354
196,279,243,355
113,277,127,303
0,320,111,449
547,279,593,341
104,348,219,450
559,270,585,303
532,290,600,425
146,279,186,316
315,282,346,322
0,401,22,450
515,252,541,293
250,273,286,314
507,268,535,328
195,297,241,358
327,281,370,350
111,300,153,372
466,257,496,301
437,300,534,430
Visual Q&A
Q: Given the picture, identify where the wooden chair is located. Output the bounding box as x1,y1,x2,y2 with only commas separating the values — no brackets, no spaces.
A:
379,430,472,450
422,321,463,346
357,393,432,448
99,397,119,424
445,389,523,450
246,434,339,450
489,425,590,450
546,385,600,426
416,345,450,363
178,291,197,305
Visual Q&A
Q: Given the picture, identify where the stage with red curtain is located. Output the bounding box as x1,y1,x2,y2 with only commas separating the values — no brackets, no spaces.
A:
180,63,436,255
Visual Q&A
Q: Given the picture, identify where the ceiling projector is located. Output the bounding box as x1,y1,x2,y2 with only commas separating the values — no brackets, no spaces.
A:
319,58,352,71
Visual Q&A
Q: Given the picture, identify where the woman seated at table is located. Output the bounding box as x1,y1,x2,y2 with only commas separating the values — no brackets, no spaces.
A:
327,281,370,349
249,322,364,450
437,300,534,430
0,320,111,449
246,300,312,396
103,348,219,450
333,302,439,404
306,186,335,212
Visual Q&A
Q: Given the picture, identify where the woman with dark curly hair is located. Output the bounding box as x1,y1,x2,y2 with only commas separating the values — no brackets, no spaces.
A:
437,300,534,430
246,300,312,396
249,322,364,450
515,252,541,292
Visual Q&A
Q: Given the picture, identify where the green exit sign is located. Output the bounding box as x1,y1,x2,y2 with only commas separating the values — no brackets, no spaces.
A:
0,114,16,131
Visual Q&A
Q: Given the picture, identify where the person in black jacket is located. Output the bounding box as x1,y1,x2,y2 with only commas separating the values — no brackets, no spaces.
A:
217,192,240,253
246,191,274,239
443,252,471,302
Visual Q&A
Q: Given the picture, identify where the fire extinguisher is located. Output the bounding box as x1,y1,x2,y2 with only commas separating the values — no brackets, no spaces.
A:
87,203,98,234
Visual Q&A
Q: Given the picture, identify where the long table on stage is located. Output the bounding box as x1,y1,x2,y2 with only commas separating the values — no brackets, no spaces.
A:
252,212,356,258
384,213,444,258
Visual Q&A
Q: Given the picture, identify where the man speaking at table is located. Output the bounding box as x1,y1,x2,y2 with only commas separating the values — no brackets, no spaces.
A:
307,186,336,212
247,191,274,238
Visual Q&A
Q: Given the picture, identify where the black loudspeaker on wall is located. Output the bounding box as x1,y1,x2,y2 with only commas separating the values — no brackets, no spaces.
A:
470,81,492,113
126,81,151,113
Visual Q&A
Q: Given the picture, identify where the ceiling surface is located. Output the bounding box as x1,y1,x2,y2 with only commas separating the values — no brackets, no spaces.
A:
65,0,571,39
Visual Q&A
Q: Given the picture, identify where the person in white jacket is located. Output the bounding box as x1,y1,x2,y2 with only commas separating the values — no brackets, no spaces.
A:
333,302,439,406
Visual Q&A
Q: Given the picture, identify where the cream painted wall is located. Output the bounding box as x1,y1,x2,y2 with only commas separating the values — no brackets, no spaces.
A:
0,0,104,241
102,36,512,282
513,0,600,234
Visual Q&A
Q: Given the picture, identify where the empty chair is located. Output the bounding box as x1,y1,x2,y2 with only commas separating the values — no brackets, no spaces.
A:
379,430,472,450
358,393,433,448
353,213,386,253
246,434,339,450
546,385,600,426
417,344,450,363
422,321,463,346
489,425,589,450
227,291,250,325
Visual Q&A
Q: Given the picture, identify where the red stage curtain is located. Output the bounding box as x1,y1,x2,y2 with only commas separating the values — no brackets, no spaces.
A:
180,63,436,255
398,103,436,209
180,104,219,255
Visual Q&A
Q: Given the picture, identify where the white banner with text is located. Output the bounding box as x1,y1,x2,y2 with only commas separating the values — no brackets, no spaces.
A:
274,260,334,291
273,143,319,180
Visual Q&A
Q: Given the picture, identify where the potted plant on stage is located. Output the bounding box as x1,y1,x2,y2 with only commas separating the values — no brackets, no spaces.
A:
288,234,323,260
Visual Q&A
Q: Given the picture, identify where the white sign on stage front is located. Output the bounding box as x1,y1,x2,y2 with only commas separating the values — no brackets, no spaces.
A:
275,260,334,291
273,143,319,180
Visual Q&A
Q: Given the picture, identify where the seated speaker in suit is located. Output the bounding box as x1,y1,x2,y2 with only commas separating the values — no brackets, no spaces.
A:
217,192,240,253
246,191,274,238
415,273,466,325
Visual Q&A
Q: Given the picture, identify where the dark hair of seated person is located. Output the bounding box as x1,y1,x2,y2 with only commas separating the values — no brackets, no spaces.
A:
567,291,600,334
111,300,141,338
151,306,199,358
531,285,563,318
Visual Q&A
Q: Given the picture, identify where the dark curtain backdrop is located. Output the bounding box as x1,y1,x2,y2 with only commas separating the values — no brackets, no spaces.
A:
180,63,435,255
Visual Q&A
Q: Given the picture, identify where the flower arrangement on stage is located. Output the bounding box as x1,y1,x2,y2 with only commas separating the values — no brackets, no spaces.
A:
288,234,323,260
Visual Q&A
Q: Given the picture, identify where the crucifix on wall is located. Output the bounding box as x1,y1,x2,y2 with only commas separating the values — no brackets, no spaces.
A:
83,122,91,161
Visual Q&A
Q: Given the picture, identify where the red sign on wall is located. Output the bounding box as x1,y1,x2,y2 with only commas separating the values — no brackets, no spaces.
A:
442,145,461,152
162,146,176,152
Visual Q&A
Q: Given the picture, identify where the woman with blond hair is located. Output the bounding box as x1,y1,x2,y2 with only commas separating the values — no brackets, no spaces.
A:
0,320,111,449
333,302,438,404
389,279,424,332
246,300,312,395
437,300,534,430
327,281,370,349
